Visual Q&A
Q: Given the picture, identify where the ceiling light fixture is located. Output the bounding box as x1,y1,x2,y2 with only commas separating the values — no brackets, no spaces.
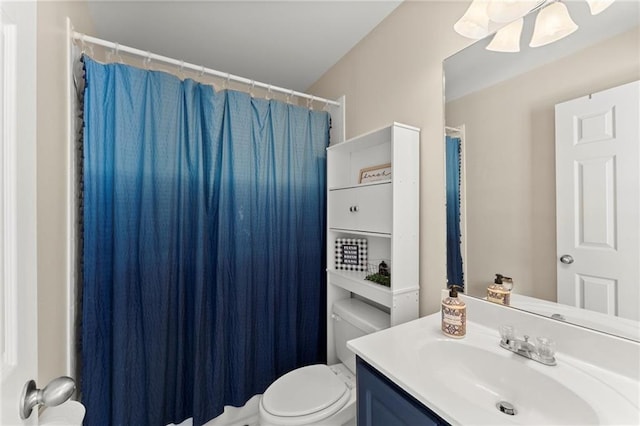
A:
454,0,614,52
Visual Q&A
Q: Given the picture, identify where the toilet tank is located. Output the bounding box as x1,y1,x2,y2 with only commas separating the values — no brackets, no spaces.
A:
332,298,390,373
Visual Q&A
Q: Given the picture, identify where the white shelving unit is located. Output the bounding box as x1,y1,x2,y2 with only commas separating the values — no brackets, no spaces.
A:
326,122,420,364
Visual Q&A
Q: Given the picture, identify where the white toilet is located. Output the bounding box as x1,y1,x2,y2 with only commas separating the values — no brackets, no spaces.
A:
259,298,390,426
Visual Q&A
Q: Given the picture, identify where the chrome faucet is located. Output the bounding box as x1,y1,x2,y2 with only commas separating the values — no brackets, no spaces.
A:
499,325,557,366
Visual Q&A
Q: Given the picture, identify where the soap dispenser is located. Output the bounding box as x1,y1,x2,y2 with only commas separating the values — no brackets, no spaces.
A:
487,274,513,306
441,285,466,338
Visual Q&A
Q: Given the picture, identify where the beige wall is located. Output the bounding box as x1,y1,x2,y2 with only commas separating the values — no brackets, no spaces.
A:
309,1,472,315
446,27,640,302
36,1,95,385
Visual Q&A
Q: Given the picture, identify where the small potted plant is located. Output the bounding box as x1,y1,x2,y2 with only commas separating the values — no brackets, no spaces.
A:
365,260,391,287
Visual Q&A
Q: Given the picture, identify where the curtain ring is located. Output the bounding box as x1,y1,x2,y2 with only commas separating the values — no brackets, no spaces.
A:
178,60,185,78
249,80,255,98
266,85,272,101
287,89,295,104
199,65,206,77
114,42,123,64
82,35,94,58
143,51,152,69
324,99,330,111
308,96,315,110
223,73,231,90
80,34,86,55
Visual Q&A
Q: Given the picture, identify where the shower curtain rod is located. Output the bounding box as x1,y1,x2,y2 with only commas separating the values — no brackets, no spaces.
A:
72,31,341,107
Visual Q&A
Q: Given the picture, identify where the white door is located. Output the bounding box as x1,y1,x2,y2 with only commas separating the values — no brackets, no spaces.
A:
0,0,38,424
555,81,640,321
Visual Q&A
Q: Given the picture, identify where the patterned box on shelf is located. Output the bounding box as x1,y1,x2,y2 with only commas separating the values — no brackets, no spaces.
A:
335,238,368,271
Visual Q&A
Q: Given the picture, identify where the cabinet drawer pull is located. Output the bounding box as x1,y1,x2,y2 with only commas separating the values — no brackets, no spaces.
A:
349,205,359,213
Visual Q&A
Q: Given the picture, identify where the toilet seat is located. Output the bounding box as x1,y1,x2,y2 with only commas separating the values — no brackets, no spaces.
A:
261,364,351,424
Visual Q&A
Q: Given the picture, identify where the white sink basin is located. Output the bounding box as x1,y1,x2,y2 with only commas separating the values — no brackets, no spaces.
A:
420,340,599,424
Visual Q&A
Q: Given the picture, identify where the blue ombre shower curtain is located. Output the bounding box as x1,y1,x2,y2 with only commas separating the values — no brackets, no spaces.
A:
81,57,329,426
446,136,464,287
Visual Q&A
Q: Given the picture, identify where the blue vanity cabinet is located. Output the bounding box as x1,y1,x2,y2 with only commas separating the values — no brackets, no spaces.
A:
356,356,450,426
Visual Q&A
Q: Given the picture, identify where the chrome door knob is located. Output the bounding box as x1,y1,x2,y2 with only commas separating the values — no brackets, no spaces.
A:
20,376,75,419
560,254,574,264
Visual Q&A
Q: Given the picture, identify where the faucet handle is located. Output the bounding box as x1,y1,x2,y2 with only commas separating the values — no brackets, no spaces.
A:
499,324,515,343
536,337,556,361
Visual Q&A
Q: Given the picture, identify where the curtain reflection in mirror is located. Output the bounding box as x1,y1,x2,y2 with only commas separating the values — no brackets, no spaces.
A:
446,133,464,289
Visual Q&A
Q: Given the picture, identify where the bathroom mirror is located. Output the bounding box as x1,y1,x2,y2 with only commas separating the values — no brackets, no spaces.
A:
443,0,640,342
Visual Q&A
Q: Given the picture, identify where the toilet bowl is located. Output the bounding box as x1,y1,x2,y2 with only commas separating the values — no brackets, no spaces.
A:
259,298,389,426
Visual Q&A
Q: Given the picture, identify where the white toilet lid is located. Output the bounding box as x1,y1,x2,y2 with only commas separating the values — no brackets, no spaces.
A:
262,365,349,418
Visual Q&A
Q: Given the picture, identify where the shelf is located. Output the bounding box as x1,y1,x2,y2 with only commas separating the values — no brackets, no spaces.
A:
329,228,391,238
328,180,392,192
327,269,393,308
326,122,419,354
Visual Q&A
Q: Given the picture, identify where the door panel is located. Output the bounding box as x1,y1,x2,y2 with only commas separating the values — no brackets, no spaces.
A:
575,274,617,315
576,156,616,249
574,106,614,144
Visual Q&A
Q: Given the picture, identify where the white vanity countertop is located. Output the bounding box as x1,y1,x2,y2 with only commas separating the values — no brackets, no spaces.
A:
347,313,640,425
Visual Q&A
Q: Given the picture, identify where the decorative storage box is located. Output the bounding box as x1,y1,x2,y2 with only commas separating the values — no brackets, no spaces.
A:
335,238,368,271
